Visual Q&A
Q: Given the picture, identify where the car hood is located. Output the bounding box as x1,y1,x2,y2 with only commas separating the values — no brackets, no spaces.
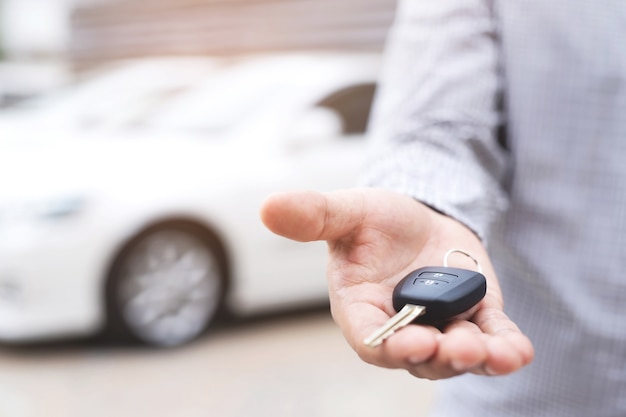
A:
0,129,251,201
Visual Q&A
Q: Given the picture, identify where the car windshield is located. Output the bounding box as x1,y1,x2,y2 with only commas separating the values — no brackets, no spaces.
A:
136,64,284,134
4,59,293,135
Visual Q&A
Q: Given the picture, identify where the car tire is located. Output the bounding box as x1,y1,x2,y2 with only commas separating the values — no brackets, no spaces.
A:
105,222,228,347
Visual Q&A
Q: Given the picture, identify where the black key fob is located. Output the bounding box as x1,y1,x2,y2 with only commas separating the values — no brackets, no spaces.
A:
392,266,486,324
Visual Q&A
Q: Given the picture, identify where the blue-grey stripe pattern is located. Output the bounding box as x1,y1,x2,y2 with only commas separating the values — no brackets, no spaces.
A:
363,1,626,416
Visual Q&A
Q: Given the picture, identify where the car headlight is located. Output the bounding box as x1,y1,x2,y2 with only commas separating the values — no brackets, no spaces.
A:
0,195,86,223
37,196,86,220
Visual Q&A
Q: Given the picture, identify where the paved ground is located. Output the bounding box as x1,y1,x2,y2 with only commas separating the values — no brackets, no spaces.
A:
0,308,435,417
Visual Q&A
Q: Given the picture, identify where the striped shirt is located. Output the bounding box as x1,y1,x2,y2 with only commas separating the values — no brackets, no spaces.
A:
364,1,626,416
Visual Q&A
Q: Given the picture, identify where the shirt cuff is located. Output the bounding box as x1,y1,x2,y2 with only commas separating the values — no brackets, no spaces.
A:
360,135,510,245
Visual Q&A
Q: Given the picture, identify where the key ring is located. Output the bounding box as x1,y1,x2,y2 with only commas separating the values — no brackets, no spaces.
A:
442,249,483,274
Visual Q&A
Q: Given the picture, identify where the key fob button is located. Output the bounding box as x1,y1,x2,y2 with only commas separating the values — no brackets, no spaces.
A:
418,271,457,279
414,278,449,286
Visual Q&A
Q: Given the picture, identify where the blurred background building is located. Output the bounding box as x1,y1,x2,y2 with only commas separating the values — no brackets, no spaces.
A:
70,0,397,71
0,0,396,103
2,0,397,59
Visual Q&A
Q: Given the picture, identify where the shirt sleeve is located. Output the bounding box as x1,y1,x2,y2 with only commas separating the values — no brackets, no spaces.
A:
362,0,510,243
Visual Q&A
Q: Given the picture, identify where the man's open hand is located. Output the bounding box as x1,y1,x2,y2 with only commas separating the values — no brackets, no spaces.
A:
260,188,533,379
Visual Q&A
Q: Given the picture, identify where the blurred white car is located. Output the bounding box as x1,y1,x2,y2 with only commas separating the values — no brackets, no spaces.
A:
0,53,380,347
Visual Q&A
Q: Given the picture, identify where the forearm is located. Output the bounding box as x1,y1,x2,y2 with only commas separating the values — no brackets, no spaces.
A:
364,0,509,242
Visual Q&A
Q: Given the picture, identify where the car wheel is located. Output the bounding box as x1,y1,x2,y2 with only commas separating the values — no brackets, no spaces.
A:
106,223,227,347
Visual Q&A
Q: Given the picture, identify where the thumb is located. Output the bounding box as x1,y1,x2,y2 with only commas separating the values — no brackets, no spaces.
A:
260,190,367,243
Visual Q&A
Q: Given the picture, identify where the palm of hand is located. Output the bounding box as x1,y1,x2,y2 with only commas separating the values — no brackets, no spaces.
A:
261,188,533,379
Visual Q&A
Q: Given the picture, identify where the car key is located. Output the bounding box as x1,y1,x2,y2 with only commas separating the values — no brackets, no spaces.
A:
364,250,487,347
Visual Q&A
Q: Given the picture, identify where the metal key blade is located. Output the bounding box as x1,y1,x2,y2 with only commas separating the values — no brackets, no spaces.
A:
363,304,426,347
